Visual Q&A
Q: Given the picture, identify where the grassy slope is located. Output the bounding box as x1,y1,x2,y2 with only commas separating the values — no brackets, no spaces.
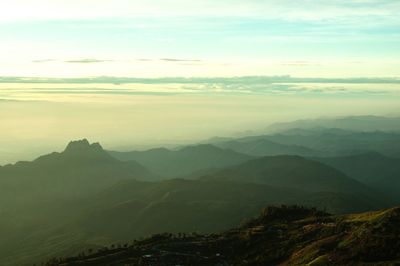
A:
47,205,400,266
314,152,400,201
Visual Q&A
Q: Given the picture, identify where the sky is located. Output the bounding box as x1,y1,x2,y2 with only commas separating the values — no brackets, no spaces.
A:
1,1,400,164
1,76,399,164
1,0,400,77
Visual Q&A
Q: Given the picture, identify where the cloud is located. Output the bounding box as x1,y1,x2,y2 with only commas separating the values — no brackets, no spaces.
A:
160,58,202,62
31,59,115,64
1,0,399,23
64,59,113,64
32,58,115,64
1,76,400,85
132,58,204,65
279,61,322,67
1,81,397,100
2,2,399,79
32,59,56,63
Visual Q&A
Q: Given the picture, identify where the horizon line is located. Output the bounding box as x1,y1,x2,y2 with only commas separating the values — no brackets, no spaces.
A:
1,75,400,84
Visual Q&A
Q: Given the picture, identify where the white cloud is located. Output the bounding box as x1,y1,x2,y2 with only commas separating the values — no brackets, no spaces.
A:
0,0,399,22
1,0,399,78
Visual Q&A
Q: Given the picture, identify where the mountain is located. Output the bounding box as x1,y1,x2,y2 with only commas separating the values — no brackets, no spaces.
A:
213,138,317,157
0,141,395,265
109,144,253,178
74,179,307,241
0,139,156,265
314,152,400,201
0,140,395,265
0,139,155,198
47,205,400,266
203,155,371,192
14,178,386,265
236,128,400,157
207,125,400,158
201,155,392,210
267,115,400,133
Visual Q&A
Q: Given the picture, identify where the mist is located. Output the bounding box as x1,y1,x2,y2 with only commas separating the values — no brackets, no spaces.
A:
1,78,399,164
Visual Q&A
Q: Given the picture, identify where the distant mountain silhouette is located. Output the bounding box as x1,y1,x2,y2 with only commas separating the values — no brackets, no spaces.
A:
47,205,400,266
213,138,317,157
109,144,253,177
0,139,157,264
219,128,400,157
0,139,155,198
64,139,108,156
314,152,400,201
203,155,366,191
0,139,397,265
267,115,400,133
201,155,391,208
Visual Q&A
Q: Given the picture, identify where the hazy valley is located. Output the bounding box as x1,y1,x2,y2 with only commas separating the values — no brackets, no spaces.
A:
0,116,400,265
2,1,400,264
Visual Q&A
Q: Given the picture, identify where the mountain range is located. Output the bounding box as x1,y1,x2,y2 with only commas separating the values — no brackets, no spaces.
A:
266,115,400,133
1,116,400,265
0,139,155,198
109,144,253,178
208,127,400,158
0,139,395,265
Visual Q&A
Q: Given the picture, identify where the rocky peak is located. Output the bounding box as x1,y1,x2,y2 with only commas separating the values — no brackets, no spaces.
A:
64,139,103,153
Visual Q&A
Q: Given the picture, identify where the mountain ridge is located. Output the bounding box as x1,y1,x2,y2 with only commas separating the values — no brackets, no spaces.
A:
313,152,400,201
109,144,253,178
46,205,400,266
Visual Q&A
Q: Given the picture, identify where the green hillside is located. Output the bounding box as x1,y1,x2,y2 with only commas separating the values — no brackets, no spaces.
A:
46,205,400,266
202,155,388,203
314,152,400,201
0,140,396,265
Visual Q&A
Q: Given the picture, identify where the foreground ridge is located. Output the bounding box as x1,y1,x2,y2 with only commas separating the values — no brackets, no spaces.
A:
46,205,400,265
